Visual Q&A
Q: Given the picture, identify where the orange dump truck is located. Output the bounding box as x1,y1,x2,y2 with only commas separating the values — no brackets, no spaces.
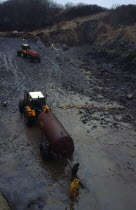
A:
17,44,41,62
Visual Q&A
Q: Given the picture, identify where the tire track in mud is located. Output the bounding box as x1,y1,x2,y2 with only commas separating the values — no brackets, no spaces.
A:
7,50,25,86
1,52,15,99
49,59,63,106
2,54,10,73
2,44,24,88
43,51,77,107
1,51,26,104
2,48,39,98
41,55,64,106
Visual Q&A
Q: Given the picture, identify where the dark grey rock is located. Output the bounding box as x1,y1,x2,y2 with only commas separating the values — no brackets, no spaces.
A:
127,94,134,100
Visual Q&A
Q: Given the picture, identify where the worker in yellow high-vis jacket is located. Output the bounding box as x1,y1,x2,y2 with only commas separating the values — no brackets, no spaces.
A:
70,163,80,199
70,178,80,199
51,44,54,49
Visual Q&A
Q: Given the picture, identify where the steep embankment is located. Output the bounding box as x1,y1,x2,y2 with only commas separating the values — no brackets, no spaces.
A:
34,8,136,70
34,12,107,46
33,7,136,126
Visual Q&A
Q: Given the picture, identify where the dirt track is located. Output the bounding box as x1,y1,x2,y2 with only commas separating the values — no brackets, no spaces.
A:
0,37,136,210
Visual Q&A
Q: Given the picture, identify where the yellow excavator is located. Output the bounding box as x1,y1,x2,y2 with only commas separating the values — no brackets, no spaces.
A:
19,91,49,126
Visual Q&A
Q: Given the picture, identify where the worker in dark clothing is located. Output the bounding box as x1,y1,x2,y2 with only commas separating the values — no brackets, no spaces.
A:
71,163,80,181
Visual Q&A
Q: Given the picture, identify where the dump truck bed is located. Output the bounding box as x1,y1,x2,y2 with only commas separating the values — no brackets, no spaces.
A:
27,49,40,57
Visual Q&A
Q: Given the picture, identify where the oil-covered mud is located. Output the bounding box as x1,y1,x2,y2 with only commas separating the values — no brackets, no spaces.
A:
0,38,136,210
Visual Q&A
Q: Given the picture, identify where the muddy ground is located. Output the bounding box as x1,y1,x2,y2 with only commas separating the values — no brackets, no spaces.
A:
0,37,136,210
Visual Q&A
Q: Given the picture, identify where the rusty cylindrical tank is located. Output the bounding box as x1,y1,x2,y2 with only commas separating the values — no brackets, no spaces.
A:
37,111,74,158
27,49,40,58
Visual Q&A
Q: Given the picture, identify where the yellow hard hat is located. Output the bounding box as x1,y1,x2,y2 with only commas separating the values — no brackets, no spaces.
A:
73,178,80,184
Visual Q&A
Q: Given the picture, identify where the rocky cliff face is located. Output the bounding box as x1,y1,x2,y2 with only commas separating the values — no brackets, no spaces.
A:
37,19,99,46
36,14,136,75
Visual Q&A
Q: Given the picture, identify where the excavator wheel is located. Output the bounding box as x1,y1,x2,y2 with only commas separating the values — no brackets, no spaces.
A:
19,99,25,113
37,58,41,63
21,52,25,58
17,50,21,56
24,112,35,126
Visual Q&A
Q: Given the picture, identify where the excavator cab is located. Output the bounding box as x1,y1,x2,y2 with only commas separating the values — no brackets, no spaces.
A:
17,44,30,57
22,44,30,51
19,91,49,126
24,91,46,110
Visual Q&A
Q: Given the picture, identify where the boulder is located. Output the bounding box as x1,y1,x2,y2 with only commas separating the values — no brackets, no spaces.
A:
127,94,134,100
0,193,10,210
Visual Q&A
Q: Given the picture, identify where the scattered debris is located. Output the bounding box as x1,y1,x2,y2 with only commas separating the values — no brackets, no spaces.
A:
28,198,45,209
127,94,134,100
57,104,125,110
12,31,18,34
127,167,135,172
2,102,7,107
